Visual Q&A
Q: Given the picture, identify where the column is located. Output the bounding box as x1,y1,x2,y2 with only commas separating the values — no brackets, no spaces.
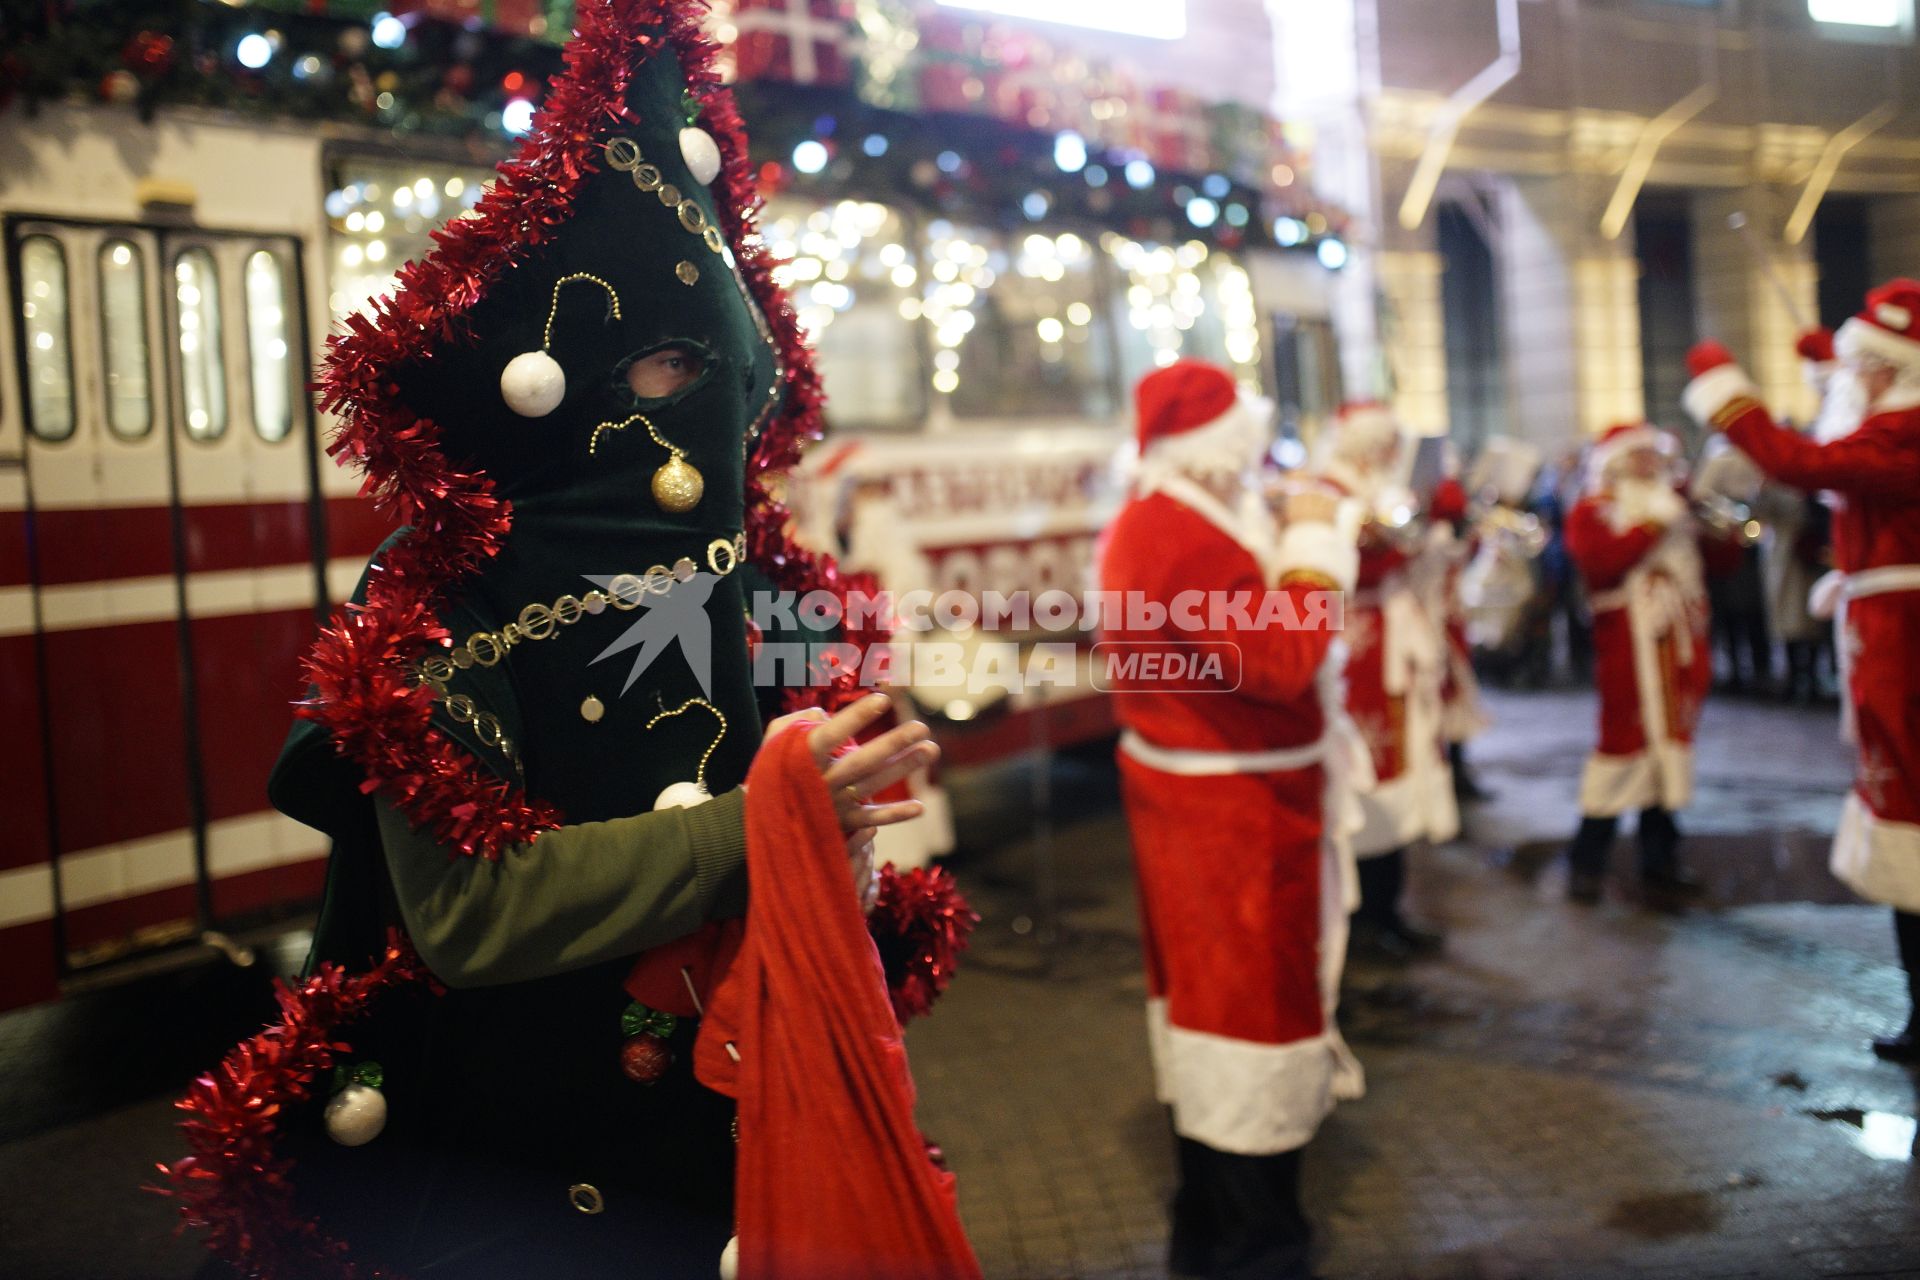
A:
1691,188,1819,426
1496,175,1645,457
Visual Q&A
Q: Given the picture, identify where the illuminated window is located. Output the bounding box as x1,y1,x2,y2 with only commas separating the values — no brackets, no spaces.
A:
324,157,494,323
1107,236,1264,393
245,251,294,442
98,240,152,440
764,198,927,430
174,248,227,441
1809,0,1905,26
935,0,1186,40
931,223,1121,423
19,236,74,441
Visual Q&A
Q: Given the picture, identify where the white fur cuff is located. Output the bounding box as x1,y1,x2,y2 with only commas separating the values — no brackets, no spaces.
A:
1274,521,1359,593
1681,362,1758,427
1681,364,1756,427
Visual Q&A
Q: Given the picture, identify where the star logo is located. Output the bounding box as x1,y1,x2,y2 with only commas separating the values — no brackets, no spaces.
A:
587,571,722,698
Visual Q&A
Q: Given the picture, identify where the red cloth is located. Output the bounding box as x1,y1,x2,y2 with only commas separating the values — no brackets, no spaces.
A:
692,726,981,1280
1565,496,1712,761
1797,328,1837,363
1687,339,1737,378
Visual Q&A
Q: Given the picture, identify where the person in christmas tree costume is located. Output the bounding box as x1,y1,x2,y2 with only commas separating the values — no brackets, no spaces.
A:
1683,285,1920,1059
159,5,980,1278
1099,361,1366,1280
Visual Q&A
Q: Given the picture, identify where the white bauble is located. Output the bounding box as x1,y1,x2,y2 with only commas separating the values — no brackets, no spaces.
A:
680,127,723,186
654,780,713,811
500,350,566,417
324,1084,388,1147
719,1236,739,1280
683,128,725,188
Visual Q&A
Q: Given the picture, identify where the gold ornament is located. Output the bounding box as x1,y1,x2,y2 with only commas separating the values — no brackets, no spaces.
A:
580,695,606,723
652,456,705,513
676,260,700,286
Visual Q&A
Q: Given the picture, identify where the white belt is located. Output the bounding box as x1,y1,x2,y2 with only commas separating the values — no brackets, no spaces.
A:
1845,564,1920,601
1119,727,1329,777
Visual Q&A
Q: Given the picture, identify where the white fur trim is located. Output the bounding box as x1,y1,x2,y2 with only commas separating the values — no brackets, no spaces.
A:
1836,315,1920,374
1808,569,1847,622
1829,791,1920,913
1146,999,1350,1155
1352,766,1461,858
1578,744,1695,818
1275,520,1359,592
1681,364,1756,427
1329,405,1402,464
1140,391,1271,476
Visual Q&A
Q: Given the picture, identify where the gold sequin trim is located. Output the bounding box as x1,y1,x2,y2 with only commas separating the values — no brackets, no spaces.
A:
415,532,747,680
544,274,621,349
647,697,727,793
601,137,725,259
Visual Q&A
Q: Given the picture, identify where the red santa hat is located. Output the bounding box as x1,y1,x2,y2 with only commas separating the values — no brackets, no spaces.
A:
1586,421,1675,488
1835,278,1920,374
1134,359,1271,475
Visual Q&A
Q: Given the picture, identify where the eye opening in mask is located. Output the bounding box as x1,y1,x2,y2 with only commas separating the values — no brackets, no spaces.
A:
616,340,714,408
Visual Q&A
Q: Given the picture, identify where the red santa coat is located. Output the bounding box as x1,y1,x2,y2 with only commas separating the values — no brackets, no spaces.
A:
1690,378,1920,909
1565,495,1718,816
1098,476,1365,1155
1324,480,1461,858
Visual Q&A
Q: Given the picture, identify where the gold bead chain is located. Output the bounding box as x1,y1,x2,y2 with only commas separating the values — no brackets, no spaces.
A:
543,273,622,350
645,697,727,793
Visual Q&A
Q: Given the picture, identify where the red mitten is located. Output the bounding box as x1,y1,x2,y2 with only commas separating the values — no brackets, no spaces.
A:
1686,340,1737,378
1428,476,1469,524
1795,327,1836,363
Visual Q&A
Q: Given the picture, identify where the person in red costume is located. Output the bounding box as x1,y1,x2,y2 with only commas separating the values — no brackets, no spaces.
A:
1683,279,1920,1061
1099,360,1365,1279
1562,424,1733,907
1421,471,1494,801
1316,403,1459,957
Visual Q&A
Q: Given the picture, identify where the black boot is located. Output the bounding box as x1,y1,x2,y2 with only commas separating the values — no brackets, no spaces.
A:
1566,815,1617,904
1450,741,1493,802
1353,848,1443,959
1169,1134,1314,1280
1873,911,1920,1064
1638,807,1703,911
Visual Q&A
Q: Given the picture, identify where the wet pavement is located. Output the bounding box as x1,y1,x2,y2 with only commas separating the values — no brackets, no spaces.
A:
3,688,1917,1279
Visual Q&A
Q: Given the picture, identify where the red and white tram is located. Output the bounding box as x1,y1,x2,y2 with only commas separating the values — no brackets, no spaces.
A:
0,102,1344,1011
0,103,492,1010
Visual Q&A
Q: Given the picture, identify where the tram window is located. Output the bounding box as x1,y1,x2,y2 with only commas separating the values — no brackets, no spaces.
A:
1107,237,1264,393
98,240,153,439
934,223,1121,423
174,249,227,440
245,251,294,442
20,235,75,442
763,198,925,430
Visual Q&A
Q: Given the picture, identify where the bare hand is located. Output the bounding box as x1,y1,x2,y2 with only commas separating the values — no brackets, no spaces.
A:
1285,489,1341,526
772,693,941,836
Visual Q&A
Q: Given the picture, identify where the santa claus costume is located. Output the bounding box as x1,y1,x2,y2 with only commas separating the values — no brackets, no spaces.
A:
1099,361,1364,1279
1419,471,1494,800
1683,281,1920,1060
1562,424,1730,905
1317,404,1459,956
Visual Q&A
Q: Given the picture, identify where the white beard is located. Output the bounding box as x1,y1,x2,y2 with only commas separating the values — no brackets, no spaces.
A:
1609,477,1685,532
1813,365,1869,444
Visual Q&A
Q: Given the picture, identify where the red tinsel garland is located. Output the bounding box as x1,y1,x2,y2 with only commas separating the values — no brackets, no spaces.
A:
152,932,435,1279
869,865,981,1025
164,5,974,1272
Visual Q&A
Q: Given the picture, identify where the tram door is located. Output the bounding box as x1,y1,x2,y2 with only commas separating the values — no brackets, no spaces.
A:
10,220,328,982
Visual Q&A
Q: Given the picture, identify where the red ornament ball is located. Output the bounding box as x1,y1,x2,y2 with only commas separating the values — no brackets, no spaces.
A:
620,1033,673,1084
122,32,176,79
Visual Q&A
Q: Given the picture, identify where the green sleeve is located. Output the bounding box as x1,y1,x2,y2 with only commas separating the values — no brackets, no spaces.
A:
375,789,749,988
